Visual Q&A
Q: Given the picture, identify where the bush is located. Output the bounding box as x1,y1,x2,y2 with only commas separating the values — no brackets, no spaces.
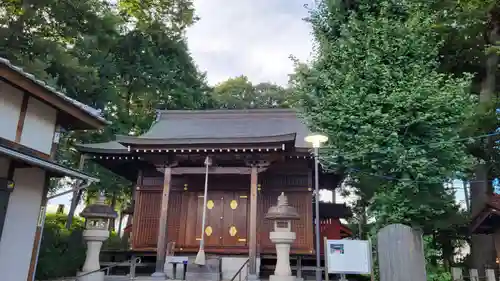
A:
103,231,128,250
35,214,86,280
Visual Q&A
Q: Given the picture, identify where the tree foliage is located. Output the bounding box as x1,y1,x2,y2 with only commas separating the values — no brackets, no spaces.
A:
36,214,86,280
296,0,499,274
295,0,475,230
0,0,212,229
211,75,294,109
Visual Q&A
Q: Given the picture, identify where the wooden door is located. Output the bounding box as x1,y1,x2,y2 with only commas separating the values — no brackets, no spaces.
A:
222,192,249,247
196,191,224,247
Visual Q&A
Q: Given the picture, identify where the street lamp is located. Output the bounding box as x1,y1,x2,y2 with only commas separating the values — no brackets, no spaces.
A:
304,133,328,281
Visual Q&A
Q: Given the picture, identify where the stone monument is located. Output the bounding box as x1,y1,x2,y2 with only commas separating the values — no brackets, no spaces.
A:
265,192,300,281
78,192,117,281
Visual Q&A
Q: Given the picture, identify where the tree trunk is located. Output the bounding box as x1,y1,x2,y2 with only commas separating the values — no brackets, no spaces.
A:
470,9,500,272
361,204,367,239
66,187,83,229
66,155,87,229
121,214,133,246
438,232,453,271
108,193,117,232
117,212,124,237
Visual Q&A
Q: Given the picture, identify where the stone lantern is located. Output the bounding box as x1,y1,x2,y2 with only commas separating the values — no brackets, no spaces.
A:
78,192,117,281
265,192,300,281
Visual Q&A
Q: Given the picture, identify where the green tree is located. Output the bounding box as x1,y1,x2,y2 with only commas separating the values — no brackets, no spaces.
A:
293,0,474,233
0,0,213,230
211,75,293,109
294,1,489,276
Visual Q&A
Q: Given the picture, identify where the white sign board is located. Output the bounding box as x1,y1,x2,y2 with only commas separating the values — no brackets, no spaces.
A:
325,239,372,274
167,256,189,264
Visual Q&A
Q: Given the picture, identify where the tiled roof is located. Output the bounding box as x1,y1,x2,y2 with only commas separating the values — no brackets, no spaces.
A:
78,109,315,151
127,109,312,147
0,57,109,125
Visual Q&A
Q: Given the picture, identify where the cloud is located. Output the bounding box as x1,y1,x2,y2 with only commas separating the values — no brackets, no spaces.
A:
186,0,314,86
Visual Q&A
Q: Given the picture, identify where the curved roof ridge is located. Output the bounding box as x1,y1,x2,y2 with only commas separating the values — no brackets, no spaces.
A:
158,108,299,119
158,108,297,113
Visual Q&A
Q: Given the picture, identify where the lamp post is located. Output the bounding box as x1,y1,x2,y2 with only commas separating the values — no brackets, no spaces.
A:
304,134,328,281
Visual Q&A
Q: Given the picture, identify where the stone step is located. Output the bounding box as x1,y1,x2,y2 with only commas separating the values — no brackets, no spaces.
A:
102,276,284,281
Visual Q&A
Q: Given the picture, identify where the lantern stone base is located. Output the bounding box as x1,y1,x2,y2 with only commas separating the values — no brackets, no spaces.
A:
78,229,109,281
269,231,297,281
76,271,104,281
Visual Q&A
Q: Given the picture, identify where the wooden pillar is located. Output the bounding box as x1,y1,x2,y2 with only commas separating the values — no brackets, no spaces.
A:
27,174,50,281
493,229,500,268
248,165,258,278
153,166,172,277
0,160,15,244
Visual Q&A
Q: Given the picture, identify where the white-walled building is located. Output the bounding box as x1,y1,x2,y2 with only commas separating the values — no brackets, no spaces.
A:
0,57,108,281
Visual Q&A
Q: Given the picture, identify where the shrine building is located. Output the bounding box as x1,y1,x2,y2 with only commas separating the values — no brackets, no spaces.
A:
77,109,351,278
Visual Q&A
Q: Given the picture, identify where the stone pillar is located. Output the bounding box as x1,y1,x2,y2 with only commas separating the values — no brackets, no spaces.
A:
265,193,300,281
78,229,109,281
78,193,117,281
272,233,295,277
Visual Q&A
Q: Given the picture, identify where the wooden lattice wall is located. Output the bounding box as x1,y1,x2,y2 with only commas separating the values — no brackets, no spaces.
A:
132,160,315,254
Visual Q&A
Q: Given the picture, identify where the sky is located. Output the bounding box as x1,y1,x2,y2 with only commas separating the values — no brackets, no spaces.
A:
186,0,315,86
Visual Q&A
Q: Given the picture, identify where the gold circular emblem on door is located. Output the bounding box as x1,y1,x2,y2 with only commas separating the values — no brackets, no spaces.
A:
229,226,238,236
230,200,238,210
205,226,213,236
207,200,214,210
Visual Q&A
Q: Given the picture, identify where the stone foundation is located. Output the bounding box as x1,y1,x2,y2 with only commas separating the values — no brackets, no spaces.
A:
165,256,261,280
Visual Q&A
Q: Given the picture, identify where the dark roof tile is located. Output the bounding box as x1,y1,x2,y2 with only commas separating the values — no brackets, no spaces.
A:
139,109,311,148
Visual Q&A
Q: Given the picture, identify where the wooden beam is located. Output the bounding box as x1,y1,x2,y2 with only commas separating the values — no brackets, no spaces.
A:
0,136,50,160
15,93,29,143
248,165,258,277
153,166,172,277
159,166,269,175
